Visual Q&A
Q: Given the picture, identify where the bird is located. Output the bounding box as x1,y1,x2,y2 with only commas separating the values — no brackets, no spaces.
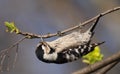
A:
35,41,104,64
35,16,104,64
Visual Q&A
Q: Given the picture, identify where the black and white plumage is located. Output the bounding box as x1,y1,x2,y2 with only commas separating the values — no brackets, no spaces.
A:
35,16,104,64
35,41,104,64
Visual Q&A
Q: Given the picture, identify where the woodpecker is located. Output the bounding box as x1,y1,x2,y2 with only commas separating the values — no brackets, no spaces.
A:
35,41,104,64
35,16,104,64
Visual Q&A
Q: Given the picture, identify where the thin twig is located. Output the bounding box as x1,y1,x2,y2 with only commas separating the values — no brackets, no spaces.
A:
6,55,10,71
18,7,120,39
0,53,4,71
96,60,119,74
13,44,19,69
0,37,26,55
0,37,26,72
73,51,120,74
0,54,6,72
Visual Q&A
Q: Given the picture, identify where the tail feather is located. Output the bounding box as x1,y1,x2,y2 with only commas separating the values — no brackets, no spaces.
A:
92,41,105,47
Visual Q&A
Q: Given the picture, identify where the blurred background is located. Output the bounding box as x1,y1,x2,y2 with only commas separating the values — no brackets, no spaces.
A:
0,0,120,74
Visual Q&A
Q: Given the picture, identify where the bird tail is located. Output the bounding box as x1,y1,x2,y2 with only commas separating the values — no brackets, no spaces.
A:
91,41,105,47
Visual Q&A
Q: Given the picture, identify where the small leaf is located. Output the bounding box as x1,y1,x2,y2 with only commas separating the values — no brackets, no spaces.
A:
82,46,103,64
4,21,19,33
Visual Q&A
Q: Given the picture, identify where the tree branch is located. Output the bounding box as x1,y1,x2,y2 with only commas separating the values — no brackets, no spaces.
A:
73,51,120,74
96,60,119,74
17,7,120,39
